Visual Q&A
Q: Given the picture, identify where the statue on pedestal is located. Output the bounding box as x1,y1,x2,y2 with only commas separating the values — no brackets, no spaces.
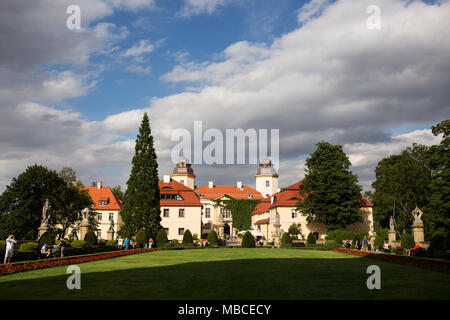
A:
41,199,51,227
388,216,397,243
411,206,425,244
411,206,424,227
107,218,115,240
272,212,281,246
389,216,395,232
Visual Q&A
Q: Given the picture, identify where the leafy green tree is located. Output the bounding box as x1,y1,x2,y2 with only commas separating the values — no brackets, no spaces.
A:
0,165,67,239
136,228,148,248
372,144,432,236
297,142,362,230
425,120,450,235
288,223,301,238
111,185,125,202
120,113,161,239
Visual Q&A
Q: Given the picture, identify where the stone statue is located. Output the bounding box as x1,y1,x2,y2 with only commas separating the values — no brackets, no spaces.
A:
411,206,423,226
389,216,395,232
109,218,115,231
41,199,51,227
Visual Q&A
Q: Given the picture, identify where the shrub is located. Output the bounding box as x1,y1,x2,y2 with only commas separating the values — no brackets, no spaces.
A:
181,243,195,248
208,230,219,245
156,229,168,248
19,242,38,252
431,229,448,251
98,239,107,247
241,231,256,248
106,240,116,247
374,235,385,248
71,240,87,249
136,228,148,248
38,231,56,248
84,230,98,247
281,233,292,246
323,240,339,250
171,239,179,245
307,232,316,245
401,233,415,249
326,230,343,245
182,229,193,244
192,233,198,241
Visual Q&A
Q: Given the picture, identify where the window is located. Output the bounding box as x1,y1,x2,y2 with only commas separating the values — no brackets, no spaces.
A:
99,200,107,206
266,180,270,187
205,208,210,218
97,229,101,238
248,194,252,198
163,208,169,217
97,213,102,221
220,207,231,219
164,228,169,235
291,209,298,218
180,180,185,185
266,194,270,197
161,194,183,200
178,228,184,235
204,223,211,229
179,209,185,217
109,213,114,221
313,232,319,240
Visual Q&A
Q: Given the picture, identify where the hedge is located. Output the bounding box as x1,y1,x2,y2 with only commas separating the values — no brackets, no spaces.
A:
106,240,117,247
19,242,39,253
241,231,256,248
84,230,98,247
156,229,168,248
71,240,87,249
182,229,193,244
307,232,316,245
208,230,219,245
323,240,339,250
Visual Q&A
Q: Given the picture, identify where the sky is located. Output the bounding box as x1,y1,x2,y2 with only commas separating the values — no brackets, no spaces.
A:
0,0,448,194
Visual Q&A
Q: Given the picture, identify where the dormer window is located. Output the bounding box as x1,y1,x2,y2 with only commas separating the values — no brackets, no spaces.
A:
248,194,252,198
99,200,107,206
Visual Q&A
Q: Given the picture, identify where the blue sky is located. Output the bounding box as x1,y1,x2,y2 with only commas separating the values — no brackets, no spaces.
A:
0,0,447,192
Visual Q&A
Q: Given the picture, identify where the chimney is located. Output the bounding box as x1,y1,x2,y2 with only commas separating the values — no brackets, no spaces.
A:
277,188,281,193
97,181,102,189
270,196,275,204
208,181,214,189
163,175,171,184
237,181,242,189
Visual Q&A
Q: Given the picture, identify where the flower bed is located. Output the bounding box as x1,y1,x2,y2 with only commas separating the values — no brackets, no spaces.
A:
0,248,160,276
332,248,450,273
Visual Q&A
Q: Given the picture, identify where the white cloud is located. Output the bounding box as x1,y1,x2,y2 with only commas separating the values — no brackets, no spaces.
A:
177,0,232,17
122,40,155,58
297,0,331,24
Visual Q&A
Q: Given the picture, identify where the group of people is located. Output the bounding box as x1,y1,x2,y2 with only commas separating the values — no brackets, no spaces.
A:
344,236,376,251
116,237,155,250
3,234,67,264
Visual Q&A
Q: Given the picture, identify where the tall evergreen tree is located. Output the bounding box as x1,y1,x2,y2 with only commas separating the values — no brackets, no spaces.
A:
297,142,362,230
120,113,161,238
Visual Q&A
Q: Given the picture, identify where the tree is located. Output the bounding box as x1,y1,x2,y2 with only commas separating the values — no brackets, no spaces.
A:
372,144,431,236
426,119,450,235
281,232,292,246
297,142,362,230
241,231,256,248
155,228,168,247
0,165,67,239
111,185,125,202
288,223,301,238
208,230,219,245
307,232,316,245
59,167,77,185
120,113,161,239
136,228,148,248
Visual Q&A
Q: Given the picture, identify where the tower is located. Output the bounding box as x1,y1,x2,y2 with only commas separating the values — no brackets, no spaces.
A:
255,157,279,198
171,156,196,189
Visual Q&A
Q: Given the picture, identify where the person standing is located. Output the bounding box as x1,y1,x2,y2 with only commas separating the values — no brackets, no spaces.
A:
4,235,17,264
363,236,368,251
118,238,123,250
149,237,154,249
124,238,129,250
59,237,66,257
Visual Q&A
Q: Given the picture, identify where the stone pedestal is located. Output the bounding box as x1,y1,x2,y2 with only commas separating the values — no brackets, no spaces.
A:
388,230,396,243
38,225,49,239
107,229,115,241
80,221,90,241
218,225,224,240
412,222,425,243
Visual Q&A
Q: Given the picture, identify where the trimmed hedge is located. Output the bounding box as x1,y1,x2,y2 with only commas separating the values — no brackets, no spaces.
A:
106,240,117,247
241,231,256,248
19,242,39,253
401,233,415,249
156,228,168,248
208,230,219,245
98,239,107,247
84,230,98,247
171,239,179,245
136,229,148,248
182,229,193,244
71,240,87,249
307,232,316,245
324,240,339,250
281,233,292,247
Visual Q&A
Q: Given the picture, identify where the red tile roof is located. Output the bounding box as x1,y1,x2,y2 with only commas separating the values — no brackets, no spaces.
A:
195,185,263,200
159,178,202,207
251,179,374,215
81,186,122,210
255,218,270,225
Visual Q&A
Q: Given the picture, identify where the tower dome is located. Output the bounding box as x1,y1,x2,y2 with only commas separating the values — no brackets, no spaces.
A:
171,157,195,189
256,157,277,175
173,156,194,175
255,157,278,198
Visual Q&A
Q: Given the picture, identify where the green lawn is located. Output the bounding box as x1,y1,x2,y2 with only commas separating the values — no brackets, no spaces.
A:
0,248,449,300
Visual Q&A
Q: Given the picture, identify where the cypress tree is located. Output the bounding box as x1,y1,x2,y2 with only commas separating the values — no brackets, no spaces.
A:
120,113,161,238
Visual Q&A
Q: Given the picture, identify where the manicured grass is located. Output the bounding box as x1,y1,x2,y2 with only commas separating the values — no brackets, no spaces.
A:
0,248,449,300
